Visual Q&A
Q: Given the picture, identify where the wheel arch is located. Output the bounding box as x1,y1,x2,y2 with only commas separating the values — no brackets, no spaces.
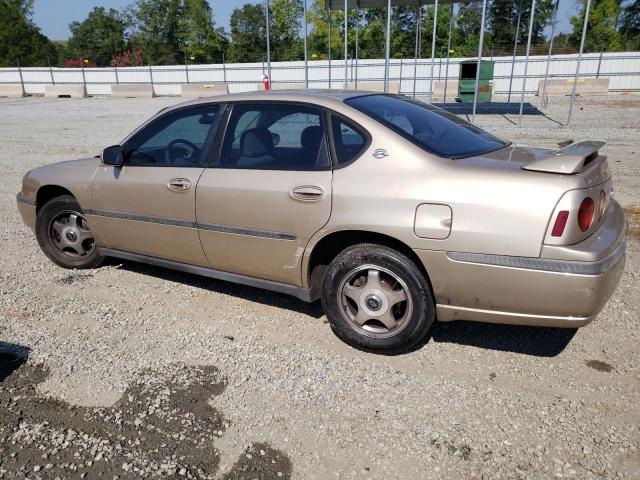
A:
36,185,75,213
305,229,432,300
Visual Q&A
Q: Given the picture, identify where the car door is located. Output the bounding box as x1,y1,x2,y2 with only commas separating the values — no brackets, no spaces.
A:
91,104,222,265
196,102,332,285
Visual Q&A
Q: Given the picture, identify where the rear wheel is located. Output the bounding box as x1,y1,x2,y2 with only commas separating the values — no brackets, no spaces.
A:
321,244,435,353
35,194,103,269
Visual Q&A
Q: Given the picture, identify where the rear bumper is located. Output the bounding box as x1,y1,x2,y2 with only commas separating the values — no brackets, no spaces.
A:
17,193,36,232
415,202,626,328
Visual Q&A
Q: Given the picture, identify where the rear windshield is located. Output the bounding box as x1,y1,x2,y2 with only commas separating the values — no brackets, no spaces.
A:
345,94,509,159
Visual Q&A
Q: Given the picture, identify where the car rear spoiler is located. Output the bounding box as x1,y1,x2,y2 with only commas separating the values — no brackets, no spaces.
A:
521,141,606,174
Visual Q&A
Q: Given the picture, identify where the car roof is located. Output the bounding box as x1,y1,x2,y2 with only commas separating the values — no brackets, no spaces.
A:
168,89,380,112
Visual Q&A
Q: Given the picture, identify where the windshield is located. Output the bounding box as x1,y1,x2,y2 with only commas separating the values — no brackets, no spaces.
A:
345,94,509,159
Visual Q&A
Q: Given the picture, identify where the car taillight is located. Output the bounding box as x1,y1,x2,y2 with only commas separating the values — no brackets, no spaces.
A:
597,190,606,221
551,211,569,237
578,197,594,232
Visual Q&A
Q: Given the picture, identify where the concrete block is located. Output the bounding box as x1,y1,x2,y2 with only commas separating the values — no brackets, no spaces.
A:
537,78,609,96
0,84,25,98
346,81,400,94
110,84,155,98
44,85,86,98
180,83,229,98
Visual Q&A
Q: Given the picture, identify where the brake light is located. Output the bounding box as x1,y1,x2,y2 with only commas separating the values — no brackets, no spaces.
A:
551,210,569,237
597,190,606,221
578,197,594,232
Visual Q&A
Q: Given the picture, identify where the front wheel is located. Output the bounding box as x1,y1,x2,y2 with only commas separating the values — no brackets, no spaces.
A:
321,244,435,354
35,194,103,269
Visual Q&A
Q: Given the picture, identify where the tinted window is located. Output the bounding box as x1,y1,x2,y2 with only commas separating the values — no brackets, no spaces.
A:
125,105,220,167
331,116,367,166
219,103,329,171
345,95,509,158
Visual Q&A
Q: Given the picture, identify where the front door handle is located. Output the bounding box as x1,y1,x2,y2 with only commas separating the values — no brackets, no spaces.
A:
290,185,324,202
167,178,192,192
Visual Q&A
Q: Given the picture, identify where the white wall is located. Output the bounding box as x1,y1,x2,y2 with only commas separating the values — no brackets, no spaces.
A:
1,52,638,96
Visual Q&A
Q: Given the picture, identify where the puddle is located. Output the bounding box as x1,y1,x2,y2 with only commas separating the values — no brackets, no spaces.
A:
0,359,292,478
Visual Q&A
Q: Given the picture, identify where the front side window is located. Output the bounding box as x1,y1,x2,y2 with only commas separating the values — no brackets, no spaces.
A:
345,94,509,159
219,103,329,171
125,105,220,167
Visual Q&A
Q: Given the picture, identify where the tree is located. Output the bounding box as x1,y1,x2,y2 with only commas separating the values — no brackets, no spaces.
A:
620,0,640,49
0,0,58,67
307,0,345,60
228,3,267,62
270,0,304,61
125,0,183,64
486,0,555,55
179,0,227,63
570,0,623,52
66,7,126,67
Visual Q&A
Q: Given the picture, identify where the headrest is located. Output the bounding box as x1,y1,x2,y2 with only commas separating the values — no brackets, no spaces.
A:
301,125,323,151
240,128,273,158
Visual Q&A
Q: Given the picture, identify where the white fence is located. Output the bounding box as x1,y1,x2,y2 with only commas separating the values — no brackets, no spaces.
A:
1,51,639,97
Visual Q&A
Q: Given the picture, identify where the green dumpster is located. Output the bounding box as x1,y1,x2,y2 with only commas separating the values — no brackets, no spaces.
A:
457,60,494,103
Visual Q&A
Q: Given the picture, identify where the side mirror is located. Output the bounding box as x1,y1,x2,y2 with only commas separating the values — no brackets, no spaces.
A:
102,145,124,166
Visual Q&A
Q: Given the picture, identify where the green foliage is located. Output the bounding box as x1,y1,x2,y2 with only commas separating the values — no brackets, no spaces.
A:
227,3,266,63
0,0,58,67
270,0,304,60
65,7,126,67
570,0,623,52
620,0,640,49
179,0,227,63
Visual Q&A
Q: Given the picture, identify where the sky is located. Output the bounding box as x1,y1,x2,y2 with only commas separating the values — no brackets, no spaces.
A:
32,0,578,42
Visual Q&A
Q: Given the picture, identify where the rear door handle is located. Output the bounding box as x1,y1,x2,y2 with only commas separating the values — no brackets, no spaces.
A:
167,178,192,192
290,185,324,202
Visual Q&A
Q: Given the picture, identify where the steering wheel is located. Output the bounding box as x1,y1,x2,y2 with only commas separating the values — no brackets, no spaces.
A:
164,139,199,165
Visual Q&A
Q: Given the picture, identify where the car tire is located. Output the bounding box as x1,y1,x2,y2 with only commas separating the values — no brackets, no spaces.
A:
35,195,104,269
321,244,435,354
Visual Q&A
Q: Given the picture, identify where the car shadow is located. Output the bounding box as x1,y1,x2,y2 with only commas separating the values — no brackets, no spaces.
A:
0,342,30,382
105,258,325,319
429,320,577,357
102,260,577,356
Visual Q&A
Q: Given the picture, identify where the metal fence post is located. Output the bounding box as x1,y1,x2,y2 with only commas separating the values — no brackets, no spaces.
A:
304,0,308,88
443,3,454,103
265,0,272,85
518,0,536,125
344,0,348,88
507,0,523,103
114,66,119,85
541,0,560,103
568,0,591,125
223,53,227,84
328,4,332,88
184,53,190,83
47,55,55,86
16,58,26,96
149,63,154,95
472,0,488,123
355,1,360,88
80,57,87,97
384,0,391,92
413,4,421,98
596,49,603,78
429,0,439,103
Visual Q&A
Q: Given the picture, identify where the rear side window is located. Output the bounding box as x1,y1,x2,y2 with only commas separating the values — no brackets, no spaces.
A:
345,94,509,159
331,116,367,166
218,103,330,171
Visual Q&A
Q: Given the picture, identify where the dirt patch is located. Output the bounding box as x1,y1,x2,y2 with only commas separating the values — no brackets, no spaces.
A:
0,361,292,479
586,360,615,372
625,206,640,240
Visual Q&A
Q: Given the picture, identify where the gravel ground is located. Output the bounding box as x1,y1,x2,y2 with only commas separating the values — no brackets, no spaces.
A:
0,94,639,479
